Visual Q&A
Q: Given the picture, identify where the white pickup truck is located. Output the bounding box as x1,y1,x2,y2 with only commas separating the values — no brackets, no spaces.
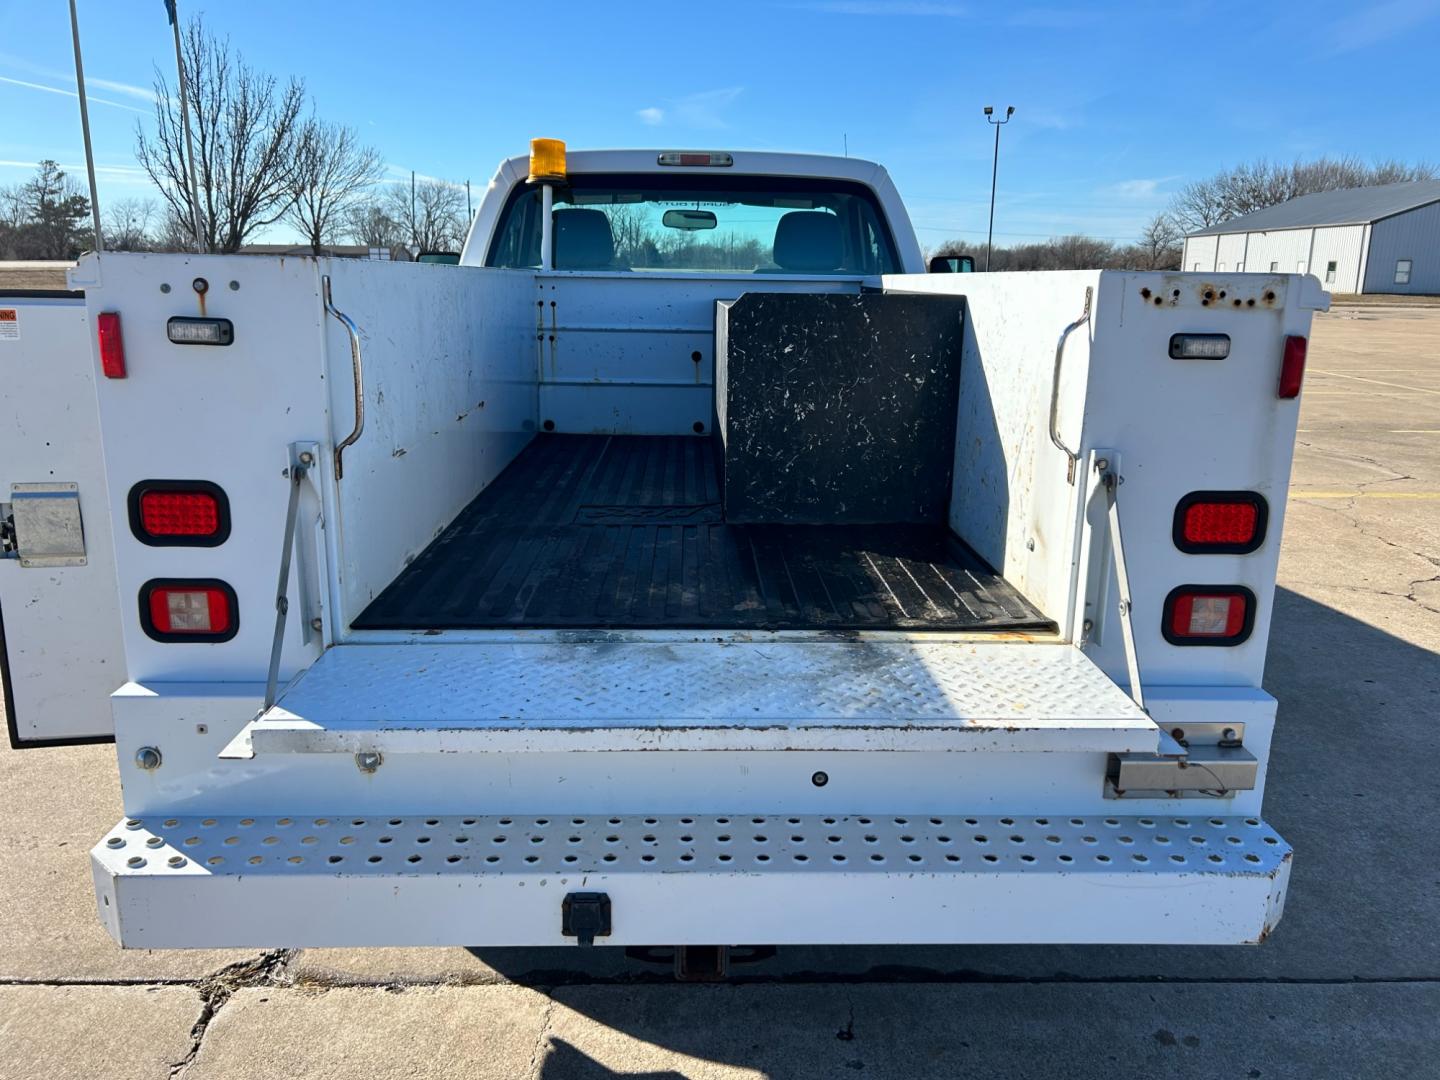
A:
1,143,1325,964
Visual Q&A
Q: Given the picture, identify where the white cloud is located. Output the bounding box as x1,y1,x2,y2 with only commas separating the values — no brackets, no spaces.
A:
1105,176,1179,200
87,76,156,103
383,163,466,190
634,87,744,129
672,87,744,129
1113,179,1159,198
0,74,148,114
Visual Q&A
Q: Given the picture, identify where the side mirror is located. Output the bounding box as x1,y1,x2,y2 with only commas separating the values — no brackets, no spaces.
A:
928,254,975,274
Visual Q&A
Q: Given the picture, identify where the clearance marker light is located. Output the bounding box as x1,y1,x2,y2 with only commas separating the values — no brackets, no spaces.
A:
1278,335,1307,399
97,311,126,377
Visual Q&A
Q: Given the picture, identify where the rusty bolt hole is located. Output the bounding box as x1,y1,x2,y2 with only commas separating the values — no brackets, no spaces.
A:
1140,287,1151,299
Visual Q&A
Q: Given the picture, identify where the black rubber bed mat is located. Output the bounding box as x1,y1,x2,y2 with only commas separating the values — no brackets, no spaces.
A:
353,435,1052,632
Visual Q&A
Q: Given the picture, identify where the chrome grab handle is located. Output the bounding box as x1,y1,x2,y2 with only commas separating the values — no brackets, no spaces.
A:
323,275,364,482
1048,285,1092,485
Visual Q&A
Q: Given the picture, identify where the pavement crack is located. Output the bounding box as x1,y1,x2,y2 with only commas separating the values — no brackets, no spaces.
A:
526,993,559,1079
168,949,295,1078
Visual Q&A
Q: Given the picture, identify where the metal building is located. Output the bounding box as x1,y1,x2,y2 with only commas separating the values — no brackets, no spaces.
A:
1183,180,1440,295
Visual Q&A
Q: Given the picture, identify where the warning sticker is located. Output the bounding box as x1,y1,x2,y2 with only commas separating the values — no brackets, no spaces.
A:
0,308,17,341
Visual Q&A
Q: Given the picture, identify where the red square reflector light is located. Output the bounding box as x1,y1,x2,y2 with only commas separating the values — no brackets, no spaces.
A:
1163,586,1255,646
1173,492,1268,553
141,490,218,536
97,311,126,378
140,580,238,642
127,481,230,546
1278,335,1307,399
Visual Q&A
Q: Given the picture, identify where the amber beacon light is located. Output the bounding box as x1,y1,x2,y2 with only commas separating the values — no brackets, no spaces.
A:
528,138,567,183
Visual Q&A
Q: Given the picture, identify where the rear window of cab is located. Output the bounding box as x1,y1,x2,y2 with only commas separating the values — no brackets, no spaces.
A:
486,173,899,275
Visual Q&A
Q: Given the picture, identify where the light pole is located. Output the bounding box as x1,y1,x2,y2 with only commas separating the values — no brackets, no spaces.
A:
984,105,1014,272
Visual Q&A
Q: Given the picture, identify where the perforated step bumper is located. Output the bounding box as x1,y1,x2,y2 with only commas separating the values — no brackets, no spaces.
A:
92,812,1291,949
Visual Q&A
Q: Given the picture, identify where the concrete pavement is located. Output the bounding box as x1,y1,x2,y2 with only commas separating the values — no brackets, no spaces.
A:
1,304,1436,1077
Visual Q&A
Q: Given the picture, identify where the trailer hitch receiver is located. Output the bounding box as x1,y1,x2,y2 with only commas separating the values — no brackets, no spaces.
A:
561,892,612,947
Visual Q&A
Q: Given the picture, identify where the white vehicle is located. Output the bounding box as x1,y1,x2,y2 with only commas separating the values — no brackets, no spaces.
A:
1,143,1325,966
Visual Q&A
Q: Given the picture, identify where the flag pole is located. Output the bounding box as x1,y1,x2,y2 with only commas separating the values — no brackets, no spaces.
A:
167,0,204,249
67,0,103,250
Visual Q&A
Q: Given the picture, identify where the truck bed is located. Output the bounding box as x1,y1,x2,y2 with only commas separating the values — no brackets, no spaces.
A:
353,435,1050,632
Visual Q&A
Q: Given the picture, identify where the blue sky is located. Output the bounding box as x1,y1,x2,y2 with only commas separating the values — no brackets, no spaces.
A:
3,0,1439,248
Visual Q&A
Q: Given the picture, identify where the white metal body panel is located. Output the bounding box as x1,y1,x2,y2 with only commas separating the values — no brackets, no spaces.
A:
534,272,860,435
1076,272,1323,689
77,253,329,685
244,640,1158,755
318,261,537,619
0,295,124,742
881,270,1100,631
91,812,1290,948
461,149,926,274
1366,201,1440,294
109,680,1272,820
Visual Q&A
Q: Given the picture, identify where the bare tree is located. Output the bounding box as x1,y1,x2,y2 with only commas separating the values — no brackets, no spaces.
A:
343,199,402,251
1168,156,1438,234
134,17,306,252
104,198,158,251
384,177,467,252
286,119,382,254
1135,213,1183,270
1169,177,1231,234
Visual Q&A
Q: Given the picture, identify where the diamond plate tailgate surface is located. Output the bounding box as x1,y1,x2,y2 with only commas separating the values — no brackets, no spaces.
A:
250,640,1158,754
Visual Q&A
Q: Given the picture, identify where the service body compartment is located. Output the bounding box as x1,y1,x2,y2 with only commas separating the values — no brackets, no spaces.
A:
0,293,124,744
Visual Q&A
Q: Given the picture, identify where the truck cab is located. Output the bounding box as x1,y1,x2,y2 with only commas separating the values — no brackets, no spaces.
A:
0,143,1324,954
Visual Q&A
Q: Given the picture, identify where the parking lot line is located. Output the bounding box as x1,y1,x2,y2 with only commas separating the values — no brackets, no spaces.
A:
1289,491,1440,500
1308,369,1440,396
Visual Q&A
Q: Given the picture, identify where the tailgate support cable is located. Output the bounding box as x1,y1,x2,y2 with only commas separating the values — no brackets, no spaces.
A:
1099,458,1145,713
263,446,316,712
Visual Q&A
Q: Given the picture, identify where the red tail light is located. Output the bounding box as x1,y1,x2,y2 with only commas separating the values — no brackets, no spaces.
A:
140,580,239,642
1173,492,1268,554
128,481,230,546
97,311,126,378
1278,335,1307,399
1163,586,1255,646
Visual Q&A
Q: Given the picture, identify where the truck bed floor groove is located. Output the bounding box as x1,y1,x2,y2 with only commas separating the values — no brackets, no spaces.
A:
353,435,1050,632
